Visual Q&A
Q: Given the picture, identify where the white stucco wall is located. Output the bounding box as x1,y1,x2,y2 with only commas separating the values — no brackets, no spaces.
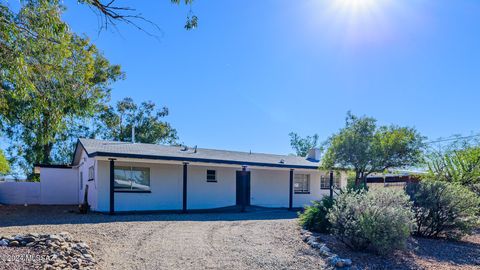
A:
78,150,98,210
40,167,79,205
91,156,347,212
96,160,184,212
187,165,236,210
250,169,345,208
250,169,289,208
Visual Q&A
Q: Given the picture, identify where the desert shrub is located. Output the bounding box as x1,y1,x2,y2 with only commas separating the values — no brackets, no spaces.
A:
406,180,480,239
298,197,334,233
328,188,415,254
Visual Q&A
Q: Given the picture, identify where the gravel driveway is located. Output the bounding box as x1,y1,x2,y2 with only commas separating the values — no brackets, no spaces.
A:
0,205,325,269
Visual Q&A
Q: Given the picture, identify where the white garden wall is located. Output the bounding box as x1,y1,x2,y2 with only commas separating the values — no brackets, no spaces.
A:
0,166,79,205
40,167,79,205
0,182,41,205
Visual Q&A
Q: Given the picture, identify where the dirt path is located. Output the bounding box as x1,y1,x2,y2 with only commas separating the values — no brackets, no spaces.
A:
0,206,325,269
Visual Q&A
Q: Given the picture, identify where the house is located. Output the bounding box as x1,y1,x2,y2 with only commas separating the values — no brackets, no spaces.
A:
38,138,346,213
366,171,422,189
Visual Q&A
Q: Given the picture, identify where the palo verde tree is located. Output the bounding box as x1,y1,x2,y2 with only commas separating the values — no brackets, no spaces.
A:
289,132,320,157
96,97,178,144
0,1,123,175
425,136,480,196
321,112,425,187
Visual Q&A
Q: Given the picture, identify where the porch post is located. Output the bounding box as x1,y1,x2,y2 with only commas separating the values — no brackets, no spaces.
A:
241,165,247,212
329,170,334,200
182,162,188,213
109,158,116,215
289,169,294,210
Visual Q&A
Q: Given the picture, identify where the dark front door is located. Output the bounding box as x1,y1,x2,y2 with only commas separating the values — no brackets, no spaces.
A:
236,171,251,206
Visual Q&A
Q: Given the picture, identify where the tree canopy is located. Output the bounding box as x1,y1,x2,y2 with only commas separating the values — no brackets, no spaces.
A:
96,97,178,144
321,112,425,186
289,132,319,157
0,0,123,175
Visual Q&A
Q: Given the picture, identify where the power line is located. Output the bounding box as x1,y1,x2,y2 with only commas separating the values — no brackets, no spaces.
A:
426,134,480,144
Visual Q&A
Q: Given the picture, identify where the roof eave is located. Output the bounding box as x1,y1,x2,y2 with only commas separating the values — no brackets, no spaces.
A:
88,152,319,170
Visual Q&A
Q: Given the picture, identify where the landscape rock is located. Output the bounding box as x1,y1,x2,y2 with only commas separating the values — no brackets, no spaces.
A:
8,240,19,247
301,229,352,269
0,233,96,269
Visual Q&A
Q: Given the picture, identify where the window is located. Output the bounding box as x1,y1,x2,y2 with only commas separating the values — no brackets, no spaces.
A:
294,174,310,194
320,174,341,189
207,170,216,182
88,166,94,181
114,166,151,192
80,172,83,190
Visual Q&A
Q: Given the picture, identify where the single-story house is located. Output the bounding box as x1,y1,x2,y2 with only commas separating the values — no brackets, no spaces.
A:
37,138,346,213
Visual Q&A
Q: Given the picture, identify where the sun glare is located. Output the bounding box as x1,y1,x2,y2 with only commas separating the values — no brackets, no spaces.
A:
331,0,382,20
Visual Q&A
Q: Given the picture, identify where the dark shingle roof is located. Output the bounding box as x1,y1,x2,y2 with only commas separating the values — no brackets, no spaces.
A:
75,138,319,169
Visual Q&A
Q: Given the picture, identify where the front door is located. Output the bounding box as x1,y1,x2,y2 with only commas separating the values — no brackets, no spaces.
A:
236,171,251,206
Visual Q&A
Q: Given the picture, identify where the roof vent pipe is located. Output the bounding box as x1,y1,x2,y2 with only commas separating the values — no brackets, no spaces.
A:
194,145,197,153
131,125,135,144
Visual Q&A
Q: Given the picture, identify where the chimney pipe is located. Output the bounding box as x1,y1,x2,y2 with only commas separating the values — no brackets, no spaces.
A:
131,125,135,143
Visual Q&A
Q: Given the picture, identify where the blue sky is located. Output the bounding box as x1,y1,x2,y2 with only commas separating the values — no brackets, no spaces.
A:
36,1,480,154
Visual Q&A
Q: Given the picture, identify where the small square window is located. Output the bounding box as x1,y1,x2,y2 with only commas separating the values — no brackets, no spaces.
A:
206,170,216,182
88,166,94,181
294,174,310,194
321,174,341,189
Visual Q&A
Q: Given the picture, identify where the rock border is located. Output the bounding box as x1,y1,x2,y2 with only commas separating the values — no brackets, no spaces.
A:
0,232,96,269
300,229,352,269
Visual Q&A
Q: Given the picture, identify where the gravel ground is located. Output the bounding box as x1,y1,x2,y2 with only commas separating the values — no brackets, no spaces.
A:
0,246,46,270
318,231,480,270
0,205,325,270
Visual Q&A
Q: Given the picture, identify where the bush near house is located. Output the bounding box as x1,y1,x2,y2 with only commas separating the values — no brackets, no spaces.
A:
406,180,480,239
327,188,415,254
298,197,334,233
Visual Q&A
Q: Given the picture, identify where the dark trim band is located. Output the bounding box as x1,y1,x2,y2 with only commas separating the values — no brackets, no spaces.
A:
114,190,152,193
34,164,72,169
88,152,319,170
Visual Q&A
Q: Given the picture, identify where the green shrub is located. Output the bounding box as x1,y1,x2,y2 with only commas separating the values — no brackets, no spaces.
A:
406,180,480,239
298,196,334,233
328,188,415,254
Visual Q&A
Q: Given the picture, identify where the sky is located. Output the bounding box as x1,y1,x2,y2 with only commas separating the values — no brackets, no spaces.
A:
12,0,480,155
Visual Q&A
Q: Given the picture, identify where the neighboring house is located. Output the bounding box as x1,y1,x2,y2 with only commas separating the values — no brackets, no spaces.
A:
40,138,346,213
366,171,422,189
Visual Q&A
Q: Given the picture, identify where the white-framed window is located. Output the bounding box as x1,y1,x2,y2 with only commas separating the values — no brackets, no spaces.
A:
207,170,216,182
80,171,83,190
320,174,341,189
294,174,310,194
88,166,94,181
114,166,151,192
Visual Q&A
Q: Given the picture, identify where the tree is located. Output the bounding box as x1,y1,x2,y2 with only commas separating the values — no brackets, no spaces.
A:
425,137,480,196
96,97,178,144
289,132,319,157
0,1,123,175
321,112,425,187
81,0,198,31
0,149,10,175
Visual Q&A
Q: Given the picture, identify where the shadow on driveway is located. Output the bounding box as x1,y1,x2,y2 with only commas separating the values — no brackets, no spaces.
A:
0,205,299,227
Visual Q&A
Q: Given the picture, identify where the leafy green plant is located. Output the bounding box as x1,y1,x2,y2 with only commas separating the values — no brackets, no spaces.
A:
425,138,480,196
406,180,480,239
328,188,415,254
298,197,334,233
0,149,10,175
